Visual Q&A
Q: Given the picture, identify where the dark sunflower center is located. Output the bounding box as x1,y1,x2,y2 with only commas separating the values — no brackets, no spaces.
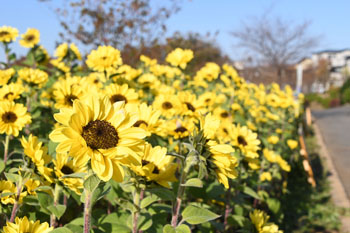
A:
25,35,35,42
152,166,160,174
134,120,148,127
142,160,150,166
185,102,195,112
237,135,248,146
205,98,211,103
162,101,173,110
102,56,107,60
3,92,14,99
110,94,127,103
223,128,229,134
64,94,78,106
0,31,9,37
2,112,17,123
61,165,74,175
82,120,119,150
220,112,229,118
175,126,188,133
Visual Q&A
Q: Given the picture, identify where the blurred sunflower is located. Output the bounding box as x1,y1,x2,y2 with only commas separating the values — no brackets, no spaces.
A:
165,48,193,69
105,83,139,105
0,26,18,43
153,94,183,119
19,28,40,48
54,43,68,60
0,82,24,101
53,153,87,194
166,118,195,139
0,101,31,137
0,180,17,204
0,68,15,86
86,45,122,74
49,96,146,182
53,79,86,108
229,124,260,159
70,43,82,60
3,216,53,233
178,91,204,117
131,143,177,188
18,68,48,88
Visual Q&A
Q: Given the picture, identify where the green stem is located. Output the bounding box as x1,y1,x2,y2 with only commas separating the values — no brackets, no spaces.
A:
3,135,10,165
10,182,23,223
171,158,192,227
83,190,92,233
50,185,61,227
132,187,142,233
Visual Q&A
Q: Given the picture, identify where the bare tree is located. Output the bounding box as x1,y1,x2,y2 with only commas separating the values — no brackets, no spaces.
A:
39,0,182,49
231,14,319,85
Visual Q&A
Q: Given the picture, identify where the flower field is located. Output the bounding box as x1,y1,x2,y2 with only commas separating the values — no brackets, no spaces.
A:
0,26,306,233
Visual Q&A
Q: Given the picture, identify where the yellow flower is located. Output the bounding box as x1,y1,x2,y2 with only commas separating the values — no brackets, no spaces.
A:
166,48,194,69
0,26,18,43
52,78,86,108
0,180,17,204
200,113,220,140
260,172,272,181
86,45,122,73
18,68,48,88
261,223,283,233
115,65,142,80
267,136,279,144
250,209,269,232
287,139,298,149
19,28,40,48
3,216,53,233
104,83,139,105
53,152,87,194
50,59,70,73
0,83,25,101
166,118,195,139
178,91,204,117
207,140,238,189
152,94,183,119
49,96,146,182
0,68,15,86
0,101,31,137
137,73,161,89
25,179,41,195
194,62,220,82
55,43,68,60
131,143,177,188
229,124,260,159
263,149,278,163
140,55,157,67
70,43,82,60
276,156,291,172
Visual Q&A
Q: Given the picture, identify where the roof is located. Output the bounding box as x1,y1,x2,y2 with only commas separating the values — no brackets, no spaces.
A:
313,48,350,54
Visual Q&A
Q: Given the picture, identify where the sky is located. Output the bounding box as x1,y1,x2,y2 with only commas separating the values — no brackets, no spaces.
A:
1,0,350,62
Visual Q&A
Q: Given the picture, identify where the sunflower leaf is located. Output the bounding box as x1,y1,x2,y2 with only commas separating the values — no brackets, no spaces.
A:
181,205,220,225
84,174,100,193
181,178,203,188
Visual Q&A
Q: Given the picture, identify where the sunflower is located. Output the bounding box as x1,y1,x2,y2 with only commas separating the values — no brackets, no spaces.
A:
213,107,232,124
140,55,157,67
55,43,68,60
0,101,31,137
3,216,53,233
152,94,183,119
18,68,48,88
50,59,70,73
166,48,194,69
287,139,298,149
0,26,18,43
19,28,40,48
53,153,87,194
104,83,139,105
53,78,86,109
229,124,260,159
178,91,204,117
0,68,15,86
70,43,82,60
194,62,221,82
131,143,177,188
86,45,122,74
0,180,17,205
200,113,220,140
115,65,142,81
0,83,24,101
126,102,164,136
166,118,195,139
207,140,238,189
49,96,147,182
137,73,161,89
25,179,41,195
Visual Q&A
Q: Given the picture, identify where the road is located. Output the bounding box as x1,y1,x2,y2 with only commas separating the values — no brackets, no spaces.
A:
313,105,350,199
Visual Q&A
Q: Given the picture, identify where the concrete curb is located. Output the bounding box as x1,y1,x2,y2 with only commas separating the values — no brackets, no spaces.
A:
313,119,350,232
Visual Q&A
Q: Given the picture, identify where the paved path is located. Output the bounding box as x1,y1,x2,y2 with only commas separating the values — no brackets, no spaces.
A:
312,105,350,199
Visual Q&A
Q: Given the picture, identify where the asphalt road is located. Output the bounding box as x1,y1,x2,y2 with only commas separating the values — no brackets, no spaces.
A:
313,105,350,199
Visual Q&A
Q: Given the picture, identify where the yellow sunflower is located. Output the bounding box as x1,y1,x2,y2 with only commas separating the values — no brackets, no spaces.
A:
0,26,18,43
104,83,139,105
131,143,177,188
213,107,232,124
207,140,238,189
199,113,221,140
125,102,164,136
25,179,41,195
18,68,48,88
0,180,17,205
178,91,204,117
166,118,195,139
115,65,142,81
53,78,86,109
0,101,31,137
229,124,260,159
86,45,122,74
0,83,24,101
19,28,40,48
70,43,82,60
53,153,87,194
165,48,194,69
49,96,147,182
152,94,183,119
54,43,68,60
0,68,15,86
137,73,161,89
3,216,53,233
50,59,70,73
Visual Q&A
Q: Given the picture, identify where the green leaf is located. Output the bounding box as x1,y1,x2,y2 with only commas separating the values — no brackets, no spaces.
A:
48,141,58,156
0,160,5,173
49,227,73,233
4,173,21,183
266,198,280,214
61,172,86,179
47,204,66,219
140,195,159,209
182,178,203,188
148,188,175,201
163,225,176,233
243,186,260,200
175,224,191,233
0,192,14,198
181,205,220,225
37,191,53,214
84,174,100,192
